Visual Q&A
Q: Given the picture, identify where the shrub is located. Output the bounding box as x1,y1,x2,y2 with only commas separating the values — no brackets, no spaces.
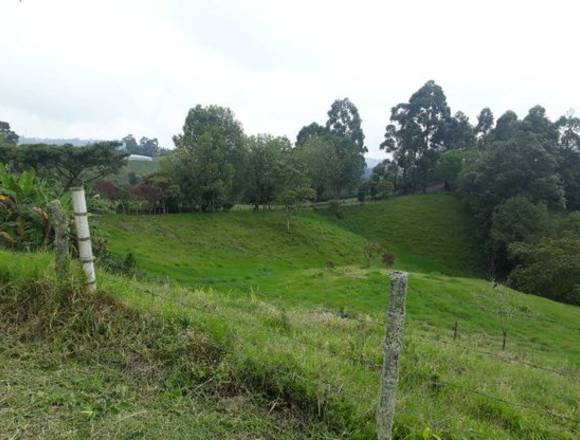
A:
509,234,580,305
382,253,396,268
362,242,384,267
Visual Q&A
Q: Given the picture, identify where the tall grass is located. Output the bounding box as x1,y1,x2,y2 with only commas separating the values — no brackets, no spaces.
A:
2,250,579,439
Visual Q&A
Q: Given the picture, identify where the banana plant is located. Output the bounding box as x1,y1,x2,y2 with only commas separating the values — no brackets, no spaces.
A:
0,163,65,250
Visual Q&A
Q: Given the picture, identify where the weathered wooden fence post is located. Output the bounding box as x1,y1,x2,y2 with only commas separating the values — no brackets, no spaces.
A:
70,186,96,292
453,320,458,341
47,200,69,277
377,271,409,440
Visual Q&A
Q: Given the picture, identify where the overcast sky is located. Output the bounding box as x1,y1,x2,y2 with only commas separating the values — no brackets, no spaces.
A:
1,0,579,157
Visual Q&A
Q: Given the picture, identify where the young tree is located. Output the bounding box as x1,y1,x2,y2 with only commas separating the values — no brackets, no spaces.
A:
277,186,316,233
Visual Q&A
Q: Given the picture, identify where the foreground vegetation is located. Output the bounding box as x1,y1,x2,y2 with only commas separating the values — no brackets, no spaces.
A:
2,241,579,439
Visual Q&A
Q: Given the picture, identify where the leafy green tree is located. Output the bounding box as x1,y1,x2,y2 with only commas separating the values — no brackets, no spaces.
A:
443,111,476,150
138,137,161,157
365,160,400,199
475,107,494,139
509,217,580,305
297,134,364,202
244,134,290,209
435,149,476,191
459,130,564,278
0,121,18,145
3,142,127,188
492,110,520,142
122,134,139,153
296,122,328,147
490,196,552,277
277,186,316,233
144,173,180,214
172,105,246,211
554,111,580,210
381,80,452,192
555,110,580,149
522,105,559,151
296,135,337,200
459,131,564,229
325,98,366,153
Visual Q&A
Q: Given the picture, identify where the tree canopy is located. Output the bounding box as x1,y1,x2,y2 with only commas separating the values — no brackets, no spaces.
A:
1,142,127,188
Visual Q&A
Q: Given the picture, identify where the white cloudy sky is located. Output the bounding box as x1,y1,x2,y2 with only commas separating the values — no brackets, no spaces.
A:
1,0,579,157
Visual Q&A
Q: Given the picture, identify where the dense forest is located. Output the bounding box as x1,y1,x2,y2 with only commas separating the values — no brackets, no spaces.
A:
1,81,580,305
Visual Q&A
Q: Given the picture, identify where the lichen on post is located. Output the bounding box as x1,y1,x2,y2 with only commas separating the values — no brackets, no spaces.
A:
377,271,409,440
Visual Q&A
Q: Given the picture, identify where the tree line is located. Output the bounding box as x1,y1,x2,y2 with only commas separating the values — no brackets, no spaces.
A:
376,80,580,305
1,80,580,304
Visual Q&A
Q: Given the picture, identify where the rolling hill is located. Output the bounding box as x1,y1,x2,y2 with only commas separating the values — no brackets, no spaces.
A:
1,193,579,439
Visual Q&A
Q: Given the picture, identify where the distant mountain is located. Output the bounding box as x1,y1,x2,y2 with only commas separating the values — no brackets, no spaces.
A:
18,137,105,146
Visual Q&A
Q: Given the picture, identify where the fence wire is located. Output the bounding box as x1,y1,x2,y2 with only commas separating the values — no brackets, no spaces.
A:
137,287,580,433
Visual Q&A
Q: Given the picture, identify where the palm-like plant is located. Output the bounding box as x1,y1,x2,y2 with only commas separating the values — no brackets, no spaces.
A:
0,163,65,250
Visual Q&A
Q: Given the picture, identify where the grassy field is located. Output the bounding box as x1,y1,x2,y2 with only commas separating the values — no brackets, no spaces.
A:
2,193,580,439
99,194,486,306
98,193,579,362
1,251,579,439
320,194,486,276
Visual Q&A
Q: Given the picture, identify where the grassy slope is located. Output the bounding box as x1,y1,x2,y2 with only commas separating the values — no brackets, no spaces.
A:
1,251,579,439
100,194,485,304
98,193,580,364
320,194,486,276
2,193,580,438
0,254,333,440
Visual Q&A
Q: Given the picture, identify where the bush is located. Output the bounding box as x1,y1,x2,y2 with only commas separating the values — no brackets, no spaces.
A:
509,233,580,305
99,251,137,276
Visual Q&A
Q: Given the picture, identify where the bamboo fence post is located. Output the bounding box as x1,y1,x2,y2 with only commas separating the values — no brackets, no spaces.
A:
377,271,409,440
70,186,96,292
